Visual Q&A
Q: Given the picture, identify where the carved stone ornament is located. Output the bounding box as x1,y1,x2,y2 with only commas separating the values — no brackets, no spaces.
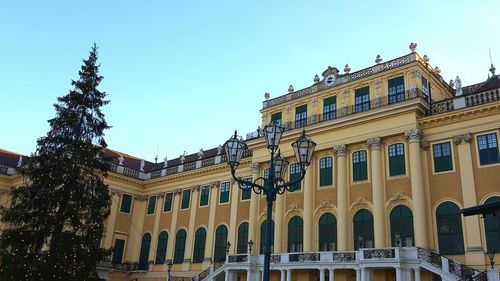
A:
375,54,383,64
288,85,294,93
264,92,270,101
420,140,430,151
250,162,260,174
311,98,318,108
134,195,147,201
163,156,168,168
17,156,23,167
118,156,125,166
318,199,334,211
404,129,422,143
211,181,220,189
334,144,347,157
180,153,186,164
174,189,183,195
288,203,302,215
453,133,472,145
409,42,417,53
367,137,382,150
353,196,368,208
198,149,204,159
192,185,201,191
434,66,441,75
344,64,351,74
140,159,145,172
422,55,430,65
217,145,223,155
389,191,406,203
314,74,320,83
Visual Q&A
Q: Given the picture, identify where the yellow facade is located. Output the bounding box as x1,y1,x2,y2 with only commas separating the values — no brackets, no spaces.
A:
1,46,500,281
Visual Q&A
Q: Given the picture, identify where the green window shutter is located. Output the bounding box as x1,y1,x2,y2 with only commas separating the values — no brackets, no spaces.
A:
352,151,367,181
319,157,333,186
112,239,125,264
388,144,406,176
220,182,230,203
164,193,173,212
199,186,209,206
290,164,301,190
155,232,168,264
296,104,307,114
181,190,191,209
271,112,282,125
433,143,453,172
324,96,336,106
120,194,132,213
241,178,252,200
147,196,156,215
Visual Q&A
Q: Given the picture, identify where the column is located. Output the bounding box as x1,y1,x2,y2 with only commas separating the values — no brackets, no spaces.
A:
303,161,314,251
126,195,147,261
224,269,230,281
355,268,361,281
228,180,239,254
203,182,220,265
367,137,387,248
414,268,421,281
395,267,402,281
334,145,349,250
454,133,484,265
166,191,181,261
149,193,165,262
248,163,260,245
280,269,286,281
319,268,326,281
104,190,120,248
275,191,284,253
329,269,335,281
361,267,367,281
183,186,199,269
420,141,435,249
286,269,292,281
404,129,429,248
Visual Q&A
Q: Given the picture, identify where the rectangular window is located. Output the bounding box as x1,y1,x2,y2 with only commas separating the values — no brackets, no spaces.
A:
289,163,301,191
433,142,453,172
295,104,307,128
477,133,500,165
421,76,429,98
388,143,406,176
120,193,132,213
112,239,125,264
323,96,337,121
319,157,333,186
147,195,156,215
352,151,368,181
271,112,282,126
354,87,370,112
181,189,191,209
199,185,210,206
241,177,252,200
220,181,230,203
388,76,405,104
163,193,173,212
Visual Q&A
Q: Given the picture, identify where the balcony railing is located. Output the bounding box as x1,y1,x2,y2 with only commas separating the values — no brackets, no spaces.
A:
281,88,427,132
97,261,139,271
431,88,500,114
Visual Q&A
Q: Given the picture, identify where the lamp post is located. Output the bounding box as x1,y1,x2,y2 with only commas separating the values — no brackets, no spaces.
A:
225,241,231,256
487,250,495,269
224,121,316,281
166,260,172,281
248,240,254,254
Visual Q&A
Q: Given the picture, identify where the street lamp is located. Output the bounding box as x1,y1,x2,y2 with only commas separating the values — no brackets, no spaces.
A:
395,232,401,247
225,241,231,256
166,260,172,281
224,121,316,281
487,250,495,269
248,240,254,254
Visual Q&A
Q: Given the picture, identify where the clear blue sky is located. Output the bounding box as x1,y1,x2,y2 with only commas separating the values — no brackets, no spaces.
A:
1,1,499,161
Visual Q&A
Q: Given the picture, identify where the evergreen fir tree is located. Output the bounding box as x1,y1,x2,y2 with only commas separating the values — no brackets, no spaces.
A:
0,44,112,281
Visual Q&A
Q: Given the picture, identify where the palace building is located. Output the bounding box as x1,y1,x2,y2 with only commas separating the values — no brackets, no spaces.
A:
1,44,500,281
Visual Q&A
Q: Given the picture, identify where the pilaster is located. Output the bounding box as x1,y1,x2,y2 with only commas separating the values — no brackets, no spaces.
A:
203,182,220,266
166,190,181,261
183,186,199,269
367,137,387,247
248,163,260,245
126,195,147,261
149,193,164,262
303,160,314,251
334,144,348,250
104,190,120,248
228,180,239,254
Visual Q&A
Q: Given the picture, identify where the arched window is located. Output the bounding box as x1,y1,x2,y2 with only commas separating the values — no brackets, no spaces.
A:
155,231,168,264
353,209,374,250
192,227,206,263
173,229,187,264
260,219,275,254
436,202,464,255
390,205,414,247
484,197,500,252
237,223,249,254
214,225,228,262
319,213,337,251
138,233,151,270
288,216,303,252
